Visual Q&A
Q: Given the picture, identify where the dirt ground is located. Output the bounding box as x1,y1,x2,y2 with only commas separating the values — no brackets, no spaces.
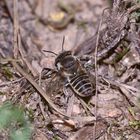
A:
0,0,140,140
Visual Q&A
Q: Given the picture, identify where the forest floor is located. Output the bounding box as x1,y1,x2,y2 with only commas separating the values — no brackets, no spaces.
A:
0,0,140,140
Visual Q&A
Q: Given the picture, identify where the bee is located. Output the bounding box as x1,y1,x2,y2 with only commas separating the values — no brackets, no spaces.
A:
55,51,95,97
43,45,95,97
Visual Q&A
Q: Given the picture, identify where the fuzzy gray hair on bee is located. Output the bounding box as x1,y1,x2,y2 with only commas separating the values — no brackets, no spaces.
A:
43,37,95,97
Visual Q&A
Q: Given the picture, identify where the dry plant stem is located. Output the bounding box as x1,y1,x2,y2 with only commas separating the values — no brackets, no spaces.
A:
66,93,74,117
38,72,47,120
13,0,19,58
11,61,69,118
94,9,104,140
79,98,95,116
5,1,38,76
102,77,140,108
102,77,140,96
127,4,140,15
0,78,23,87
0,58,20,63
17,32,38,76
38,96,48,120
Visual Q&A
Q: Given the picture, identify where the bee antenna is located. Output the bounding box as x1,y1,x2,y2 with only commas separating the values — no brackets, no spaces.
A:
42,50,58,56
61,36,65,52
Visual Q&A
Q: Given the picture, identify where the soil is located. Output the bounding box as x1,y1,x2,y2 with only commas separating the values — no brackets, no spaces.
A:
0,0,140,140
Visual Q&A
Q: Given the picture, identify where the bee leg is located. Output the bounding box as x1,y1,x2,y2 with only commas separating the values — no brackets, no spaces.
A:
63,82,71,101
79,97,95,116
63,81,76,106
64,80,69,87
79,55,95,69
41,68,57,79
41,67,59,86
84,59,95,69
63,85,76,117
63,86,68,101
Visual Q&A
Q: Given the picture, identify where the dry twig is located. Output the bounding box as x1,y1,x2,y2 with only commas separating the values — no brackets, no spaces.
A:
11,61,69,117
93,7,105,140
13,0,19,58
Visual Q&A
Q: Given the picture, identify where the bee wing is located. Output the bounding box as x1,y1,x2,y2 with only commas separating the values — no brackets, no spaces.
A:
41,68,64,97
72,35,96,56
41,68,57,79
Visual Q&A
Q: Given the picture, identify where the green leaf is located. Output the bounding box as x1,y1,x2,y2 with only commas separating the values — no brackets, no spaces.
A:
10,125,32,140
0,102,13,128
0,109,13,128
0,102,33,140
137,0,140,3
2,67,13,80
11,106,25,124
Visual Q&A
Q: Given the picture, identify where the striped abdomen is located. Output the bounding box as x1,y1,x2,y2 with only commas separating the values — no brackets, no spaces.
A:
68,73,94,97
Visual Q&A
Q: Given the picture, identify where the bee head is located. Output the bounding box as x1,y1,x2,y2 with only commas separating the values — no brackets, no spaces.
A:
43,37,80,77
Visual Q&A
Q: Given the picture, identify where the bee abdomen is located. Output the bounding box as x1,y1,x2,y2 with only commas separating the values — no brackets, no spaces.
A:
69,73,94,97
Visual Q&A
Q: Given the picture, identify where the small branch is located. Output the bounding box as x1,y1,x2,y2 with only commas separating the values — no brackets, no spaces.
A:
5,0,38,76
13,0,19,58
0,78,23,87
93,7,105,140
11,61,69,118
17,32,38,76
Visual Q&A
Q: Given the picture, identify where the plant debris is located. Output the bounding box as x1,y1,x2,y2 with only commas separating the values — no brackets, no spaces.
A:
0,0,140,140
